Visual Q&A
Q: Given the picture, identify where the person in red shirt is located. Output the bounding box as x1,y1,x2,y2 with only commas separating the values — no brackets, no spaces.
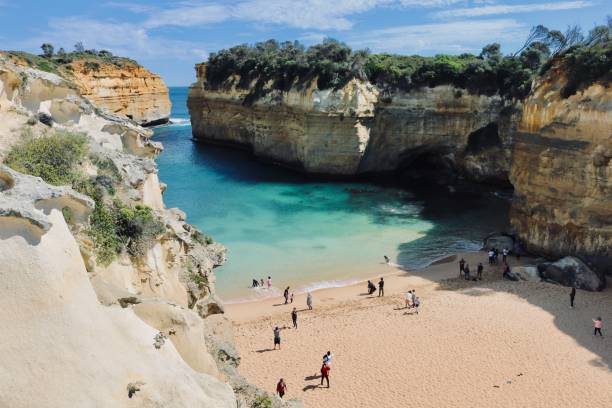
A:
320,363,330,388
276,378,287,398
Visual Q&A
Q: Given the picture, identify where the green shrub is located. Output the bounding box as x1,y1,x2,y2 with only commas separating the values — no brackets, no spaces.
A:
251,396,272,408
4,131,88,185
88,199,165,266
192,230,213,245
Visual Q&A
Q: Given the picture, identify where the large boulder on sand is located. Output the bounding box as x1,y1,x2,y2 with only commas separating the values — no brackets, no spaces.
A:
538,256,605,291
509,265,541,282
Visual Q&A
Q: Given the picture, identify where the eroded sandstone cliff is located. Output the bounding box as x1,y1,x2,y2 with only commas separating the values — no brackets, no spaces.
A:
62,60,171,126
510,64,612,272
0,54,299,408
188,63,515,183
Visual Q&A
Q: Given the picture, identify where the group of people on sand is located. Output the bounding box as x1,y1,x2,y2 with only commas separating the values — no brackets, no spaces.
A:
367,278,385,296
487,247,511,265
459,258,484,281
568,287,605,337
252,276,273,289
404,289,421,313
275,351,333,398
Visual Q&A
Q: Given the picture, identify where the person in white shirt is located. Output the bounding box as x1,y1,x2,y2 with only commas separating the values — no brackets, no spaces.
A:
502,247,509,263
404,290,413,309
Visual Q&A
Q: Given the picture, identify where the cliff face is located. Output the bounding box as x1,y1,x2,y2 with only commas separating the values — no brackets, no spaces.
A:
510,65,612,271
0,55,297,408
61,60,171,126
188,64,515,183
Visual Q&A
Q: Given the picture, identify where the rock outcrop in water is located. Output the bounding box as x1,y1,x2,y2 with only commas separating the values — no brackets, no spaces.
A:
188,63,515,184
510,63,612,275
0,53,299,408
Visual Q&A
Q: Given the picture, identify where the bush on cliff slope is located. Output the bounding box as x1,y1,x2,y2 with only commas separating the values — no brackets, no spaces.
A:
4,131,88,185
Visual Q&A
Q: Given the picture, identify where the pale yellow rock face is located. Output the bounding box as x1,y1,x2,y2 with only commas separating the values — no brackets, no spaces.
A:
65,60,171,125
510,65,612,263
188,65,512,180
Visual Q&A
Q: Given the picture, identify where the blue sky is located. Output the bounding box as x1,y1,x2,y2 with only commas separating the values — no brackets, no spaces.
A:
1,0,609,85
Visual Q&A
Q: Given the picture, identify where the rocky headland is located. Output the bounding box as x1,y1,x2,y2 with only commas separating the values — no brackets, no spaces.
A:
3,51,171,126
0,53,299,407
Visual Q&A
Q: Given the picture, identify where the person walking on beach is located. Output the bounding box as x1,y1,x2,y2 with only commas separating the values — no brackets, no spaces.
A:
320,363,330,388
291,307,298,329
570,287,576,308
276,378,287,398
459,258,466,277
488,249,495,265
404,290,413,309
502,247,509,264
477,262,484,280
267,276,272,289
284,286,290,304
414,296,421,314
464,263,471,281
290,293,294,303
273,326,282,350
260,278,265,287
252,279,259,288
378,277,385,297
593,317,603,336
306,291,313,310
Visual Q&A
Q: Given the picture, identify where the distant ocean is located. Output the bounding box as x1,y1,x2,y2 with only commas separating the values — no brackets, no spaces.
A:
153,87,510,302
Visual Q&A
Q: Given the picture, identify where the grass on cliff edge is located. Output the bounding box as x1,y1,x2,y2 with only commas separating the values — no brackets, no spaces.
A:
6,50,138,75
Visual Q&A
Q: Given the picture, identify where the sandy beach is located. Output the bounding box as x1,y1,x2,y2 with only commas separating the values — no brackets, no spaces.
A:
226,252,612,408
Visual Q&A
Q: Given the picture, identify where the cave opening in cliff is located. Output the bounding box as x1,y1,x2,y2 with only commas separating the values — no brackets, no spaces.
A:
396,147,457,185
465,123,501,153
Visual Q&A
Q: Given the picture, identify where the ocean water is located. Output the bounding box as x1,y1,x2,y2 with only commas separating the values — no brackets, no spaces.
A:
154,87,510,302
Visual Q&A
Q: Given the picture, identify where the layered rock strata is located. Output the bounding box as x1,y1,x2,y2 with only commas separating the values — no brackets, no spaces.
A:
64,60,171,126
188,64,515,183
510,64,612,274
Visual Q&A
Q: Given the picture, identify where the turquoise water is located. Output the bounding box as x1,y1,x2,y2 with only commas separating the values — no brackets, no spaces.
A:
154,87,510,302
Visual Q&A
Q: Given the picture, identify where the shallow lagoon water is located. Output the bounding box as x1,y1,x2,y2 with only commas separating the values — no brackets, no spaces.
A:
154,88,510,302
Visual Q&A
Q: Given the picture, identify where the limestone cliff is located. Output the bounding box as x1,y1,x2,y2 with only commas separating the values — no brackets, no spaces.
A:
62,60,171,126
0,54,299,408
188,63,515,183
2,51,171,126
510,64,612,272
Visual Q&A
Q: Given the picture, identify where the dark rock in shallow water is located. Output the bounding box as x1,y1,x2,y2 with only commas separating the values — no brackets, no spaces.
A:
537,256,605,291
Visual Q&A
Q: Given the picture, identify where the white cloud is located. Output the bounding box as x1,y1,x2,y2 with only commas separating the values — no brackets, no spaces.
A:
432,1,593,19
348,18,527,53
144,3,230,29
21,17,207,61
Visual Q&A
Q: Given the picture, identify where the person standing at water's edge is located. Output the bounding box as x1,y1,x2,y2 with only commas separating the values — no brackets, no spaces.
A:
570,287,576,308
477,262,483,280
307,291,313,310
291,307,298,329
459,258,465,277
284,286,290,304
267,276,272,289
276,378,287,398
378,277,385,297
273,326,282,350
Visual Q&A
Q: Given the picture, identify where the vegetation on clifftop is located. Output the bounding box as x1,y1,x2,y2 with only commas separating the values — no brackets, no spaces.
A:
203,19,611,100
7,42,138,75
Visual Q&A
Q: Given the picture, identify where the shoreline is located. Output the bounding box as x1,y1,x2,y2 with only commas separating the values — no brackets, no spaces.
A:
221,252,460,306
226,251,489,322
